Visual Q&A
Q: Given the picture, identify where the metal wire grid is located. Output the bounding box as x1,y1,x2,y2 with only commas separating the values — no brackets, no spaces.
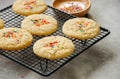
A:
0,5,110,76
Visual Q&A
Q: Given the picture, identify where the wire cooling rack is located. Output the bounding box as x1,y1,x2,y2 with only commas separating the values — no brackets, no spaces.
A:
0,5,110,76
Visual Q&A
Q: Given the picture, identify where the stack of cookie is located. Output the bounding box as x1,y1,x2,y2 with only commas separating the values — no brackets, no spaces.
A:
0,0,100,60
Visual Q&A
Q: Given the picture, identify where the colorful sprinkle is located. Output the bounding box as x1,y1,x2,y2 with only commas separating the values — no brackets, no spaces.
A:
59,2,83,14
60,46,64,49
3,30,23,39
24,34,28,36
31,19,50,27
80,29,84,32
76,21,90,32
44,41,65,50
24,0,36,10
44,41,58,48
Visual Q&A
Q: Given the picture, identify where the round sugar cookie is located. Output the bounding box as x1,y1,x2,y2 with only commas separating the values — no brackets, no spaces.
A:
21,14,58,36
33,36,75,60
0,19,4,29
12,0,47,16
62,18,100,40
0,28,33,50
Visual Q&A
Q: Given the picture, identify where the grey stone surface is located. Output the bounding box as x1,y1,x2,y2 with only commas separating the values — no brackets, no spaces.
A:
0,0,120,79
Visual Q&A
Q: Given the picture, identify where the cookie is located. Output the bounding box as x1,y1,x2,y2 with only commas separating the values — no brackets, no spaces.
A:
12,0,47,16
62,18,100,40
21,14,58,36
33,36,75,60
0,28,33,50
0,19,4,29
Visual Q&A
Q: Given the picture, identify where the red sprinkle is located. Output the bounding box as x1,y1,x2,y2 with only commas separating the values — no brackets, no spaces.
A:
44,41,58,47
31,19,50,27
24,0,36,9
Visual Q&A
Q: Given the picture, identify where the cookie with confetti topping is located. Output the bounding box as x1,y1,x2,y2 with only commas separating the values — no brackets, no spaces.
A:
33,36,75,60
12,0,47,16
0,28,33,50
21,14,58,36
62,18,100,40
0,19,4,29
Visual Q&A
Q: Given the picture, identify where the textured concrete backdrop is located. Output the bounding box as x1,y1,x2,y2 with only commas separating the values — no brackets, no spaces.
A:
0,0,120,79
